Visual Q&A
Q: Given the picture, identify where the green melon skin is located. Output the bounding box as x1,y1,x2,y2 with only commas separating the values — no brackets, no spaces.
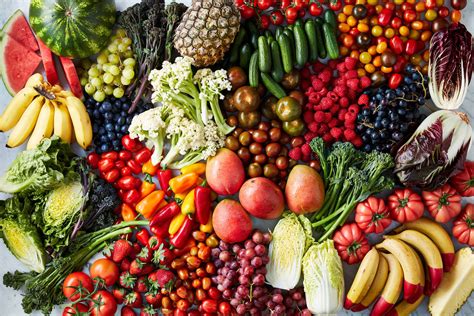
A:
29,0,116,58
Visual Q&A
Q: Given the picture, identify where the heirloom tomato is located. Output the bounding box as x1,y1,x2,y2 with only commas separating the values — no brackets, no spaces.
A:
450,161,474,197
387,188,424,223
333,223,371,264
452,204,474,246
422,184,462,223
355,196,392,234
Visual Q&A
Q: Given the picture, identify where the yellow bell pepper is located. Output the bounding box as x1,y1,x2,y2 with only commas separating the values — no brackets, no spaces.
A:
200,215,213,233
181,189,196,215
174,190,190,204
169,213,186,235
180,162,206,176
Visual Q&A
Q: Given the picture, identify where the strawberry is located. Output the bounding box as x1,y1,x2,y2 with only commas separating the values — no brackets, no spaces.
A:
129,242,142,260
112,239,132,263
121,306,137,316
125,291,143,308
148,236,166,251
152,244,174,266
145,292,162,308
137,247,153,263
148,269,175,292
140,305,158,316
134,276,148,293
112,286,128,304
120,257,132,272
119,271,137,289
130,259,154,276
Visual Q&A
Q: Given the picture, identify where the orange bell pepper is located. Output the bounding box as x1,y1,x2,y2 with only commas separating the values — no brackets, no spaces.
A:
157,199,168,209
180,163,206,176
181,189,196,215
169,213,187,235
142,159,159,176
136,190,165,219
169,172,199,194
121,203,138,221
200,215,213,233
140,174,156,198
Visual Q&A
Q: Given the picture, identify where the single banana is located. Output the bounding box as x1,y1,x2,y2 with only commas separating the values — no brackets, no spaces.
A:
376,238,423,303
386,295,425,316
6,96,44,147
51,84,64,93
27,100,54,149
345,247,380,309
0,86,38,131
25,73,44,88
408,242,425,302
370,253,404,316
66,95,92,149
352,254,389,311
58,90,74,98
52,101,73,143
389,229,443,295
395,217,455,272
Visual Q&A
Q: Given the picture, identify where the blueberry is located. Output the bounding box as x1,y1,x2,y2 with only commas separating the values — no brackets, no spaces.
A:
114,99,122,107
100,135,108,143
363,144,372,152
375,144,383,152
107,132,116,140
381,118,390,127
98,127,106,135
417,96,425,105
356,124,365,132
396,89,404,97
100,144,109,152
104,112,114,120
362,108,371,116
374,121,383,129
405,64,415,73
93,109,101,119
400,123,409,132
388,122,398,130
102,101,112,111
397,108,407,116
126,117,133,124
410,84,418,92
404,77,413,84
398,100,407,108
112,139,121,148
390,113,399,121
405,112,414,121
362,134,370,143
376,94,383,101
371,131,380,141
120,111,128,117
122,103,130,111
118,117,126,125
99,106,106,114
393,132,402,141
121,125,128,133
113,113,121,121
105,123,114,132
412,72,421,81
93,124,99,134
384,143,392,152
380,99,388,106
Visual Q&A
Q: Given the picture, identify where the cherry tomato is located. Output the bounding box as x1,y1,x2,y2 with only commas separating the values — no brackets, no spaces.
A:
309,2,323,16
123,189,141,205
403,9,417,22
121,135,142,152
127,160,142,174
90,258,119,287
257,0,272,10
438,6,449,18
101,151,118,161
98,158,115,173
120,167,133,177
89,290,117,316
285,7,298,20
391,17,402,29
294,0,306,9
104,169,120,183
298,8,306,17
62,303,89,316
270,10,284,25
63,272,94,302
117,176,138,190
280,0,291,9
218,301,232,315
329,0,342,11
240,5,255,19
259,14,270,29
201,299,218,313
119,150,133,161
426,0,436,8
115,160,126,169
87,153,100,169
134,147,152,164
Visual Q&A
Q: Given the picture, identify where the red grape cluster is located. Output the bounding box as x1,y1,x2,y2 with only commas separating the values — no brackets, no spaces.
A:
211,230,310,315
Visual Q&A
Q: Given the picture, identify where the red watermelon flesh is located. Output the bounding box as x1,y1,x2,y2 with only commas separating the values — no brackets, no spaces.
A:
37,39,59,85
59,56,83,99
2,9,39,52
0,35,41,95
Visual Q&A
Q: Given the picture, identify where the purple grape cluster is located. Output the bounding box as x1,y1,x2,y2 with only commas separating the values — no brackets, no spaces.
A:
211,230,310,316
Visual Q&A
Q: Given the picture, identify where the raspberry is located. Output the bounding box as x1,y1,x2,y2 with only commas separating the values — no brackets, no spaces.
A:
313,104,322,111
345,70,358,79
328,60,338,69
344,122,355,130
301,79,311,90
346,78,360,91
328,118,339,128
301,143,312,156
335,77,347,86
344,112,357,122
339,97,350,108
329,104,340,114
322,133,334,143
308,122,319,132
304,131,317,142
318,69,332,83
317,87,329,97
313,62,325,72
311,78,324,91
336,62,346,74
334,85,347,98
347,89,357,100
330,127,343,140
305,103,313,111
301,153,311,162
324,112,332,121
305,87,315,96
289,147,302,161
320,97,333,110
358,94,369,106
360,76,371,89
338,109,348,121
352,136,363,148
344,57,357,70
314,111,326,123
318,124,329,134
301,67,311,79
303,111,314,124
309,94,321,105
327,91,340,102
348,104,360,114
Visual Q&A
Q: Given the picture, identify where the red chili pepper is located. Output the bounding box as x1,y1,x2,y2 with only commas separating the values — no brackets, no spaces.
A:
117,176,138,190
172,238,196,257
150,218,172,238
101,151,119,161
170,216,194,249
115,160,126,169
195,182,212,225
378,8,393,26
389,36,404,55
122,135,143,152
120,166,133,177
157,169,173,196
119,150,133,161
405,39,417,55
123,189,141,205
134,147,152,164
127,160,142,174
98,158,115,173
389,73,403,90
148,236,166,251
149,202,181,228
104,168,120,183
87,152,100,168
136,228,151,246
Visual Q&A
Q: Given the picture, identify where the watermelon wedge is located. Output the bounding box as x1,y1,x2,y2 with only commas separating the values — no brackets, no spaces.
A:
2,9,39,52
37,39,59,85
59,56,83,99
0,35,41,95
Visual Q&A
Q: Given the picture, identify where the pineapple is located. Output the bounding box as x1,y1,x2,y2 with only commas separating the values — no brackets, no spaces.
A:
173,0,240,67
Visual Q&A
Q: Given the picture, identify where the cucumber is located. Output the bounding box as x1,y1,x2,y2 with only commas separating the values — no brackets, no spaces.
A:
287,24,294,31
250,33,259,50
278,34,293,74
294,24,308,68
295,19,304,29
258,36,271,73
275,26,283,39
283,29,295,47
246,20,258,36
270,41,284,82
265,30,273,38
249,51,259,87
229,27,247,64
323,22,339,60
267,35,275,45
239,43,252,69
323,10,337,30
261,73,286,99
315,21,327,59
304,19,319,62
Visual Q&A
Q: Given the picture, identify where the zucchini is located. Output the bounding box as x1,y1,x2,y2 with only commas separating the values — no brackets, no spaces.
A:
322,22,339,60
261,73,286,99
314,21,327,59
278,34,293,74
229,27,247,64
270,41,284,82
249,51,259,88
239,43,252,69
258,36,271,73
323,10,337,30
294,24,308,68
304,19,319,62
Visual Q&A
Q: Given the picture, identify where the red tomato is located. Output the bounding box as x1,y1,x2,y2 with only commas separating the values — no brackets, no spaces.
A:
127,160,142,174
62,272,94,302
452,204,474,246
388,73,403,90
122,135,142,152
260,14,270,29
218,301,232,315
90,258,119,287
62,303,89,316
134,148,152,164
333,223,371,264
450,161,474,197
115,160,126,169
438,6,449,18
422,184,462,223
257,0,272,10
387,188,424,223
119,150,133,161
89,290,117,316
309,2,323,16
101,151,119,161
121,306,137,316
98,159,115,173
201,299,218,313
104,169,120,183
285,7,298,20
240,5,255,19
329,0,342,11
123,189,141,205
87,153,100,169
355,197,392,234
118,176,138,190
426,0,437,8
293,0,307,9
120,167,133,177
270,10,284,25
280,0,291,8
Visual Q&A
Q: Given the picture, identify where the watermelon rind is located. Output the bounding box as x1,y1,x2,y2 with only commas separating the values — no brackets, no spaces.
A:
2,9,39,52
